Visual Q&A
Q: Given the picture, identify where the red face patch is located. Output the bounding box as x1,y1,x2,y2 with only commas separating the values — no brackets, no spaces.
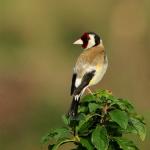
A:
81,32,90,40
81,32,90,48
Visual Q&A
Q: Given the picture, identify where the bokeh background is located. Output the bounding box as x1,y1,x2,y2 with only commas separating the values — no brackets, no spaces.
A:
0,0,149,149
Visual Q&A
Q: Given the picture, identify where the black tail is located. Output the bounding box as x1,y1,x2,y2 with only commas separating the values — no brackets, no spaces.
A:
69,96,80,117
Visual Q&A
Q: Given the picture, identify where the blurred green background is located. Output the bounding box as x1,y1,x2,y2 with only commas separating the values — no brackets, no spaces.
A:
0,0,149,149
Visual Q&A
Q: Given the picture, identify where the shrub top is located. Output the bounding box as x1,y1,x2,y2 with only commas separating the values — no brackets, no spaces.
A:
41,90,146,150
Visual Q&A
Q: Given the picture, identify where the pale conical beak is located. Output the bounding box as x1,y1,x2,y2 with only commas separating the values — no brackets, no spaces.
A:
73,39,83,45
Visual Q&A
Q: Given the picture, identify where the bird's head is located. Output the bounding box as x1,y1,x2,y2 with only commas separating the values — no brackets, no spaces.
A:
73,32,102,49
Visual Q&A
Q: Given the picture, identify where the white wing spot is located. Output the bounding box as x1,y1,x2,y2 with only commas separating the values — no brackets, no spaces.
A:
75,78,82,88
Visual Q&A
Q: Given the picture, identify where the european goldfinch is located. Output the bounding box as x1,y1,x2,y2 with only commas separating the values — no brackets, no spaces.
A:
69,32,108,117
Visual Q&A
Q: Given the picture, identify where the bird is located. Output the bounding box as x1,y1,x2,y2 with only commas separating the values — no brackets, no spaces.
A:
69,32,108,117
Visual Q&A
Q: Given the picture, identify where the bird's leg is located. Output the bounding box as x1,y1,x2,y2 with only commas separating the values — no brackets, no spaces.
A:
86,87,93,95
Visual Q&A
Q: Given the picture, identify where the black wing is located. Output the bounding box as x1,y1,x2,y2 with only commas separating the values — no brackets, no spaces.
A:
71,73,77,95
74,70,95,96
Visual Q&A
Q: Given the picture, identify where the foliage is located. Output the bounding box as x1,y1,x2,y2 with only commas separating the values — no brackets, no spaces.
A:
41,90,146,150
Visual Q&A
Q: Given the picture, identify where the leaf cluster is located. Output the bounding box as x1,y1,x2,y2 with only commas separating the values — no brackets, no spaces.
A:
41,90,146,150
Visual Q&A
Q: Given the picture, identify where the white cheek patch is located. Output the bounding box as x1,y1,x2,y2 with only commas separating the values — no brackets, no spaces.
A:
86,34,95,49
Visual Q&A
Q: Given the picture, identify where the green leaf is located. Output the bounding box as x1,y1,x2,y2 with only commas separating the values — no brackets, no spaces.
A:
134,114,145,124
130,117,146,141
88,103,100,112
109,109,128,129
91,125,108,150
94,89,113,102
95,89,112,96
78,105,88,113
41,127,70,144
119,99,134,112
110,98,134,113
53,128,70,141
125,124,138,134
51,139,75,150
41,133,51,144
81,95,96,103
115,138,139,150
106,122,122,137
80,138,94,150
77,114,93,133
111,100,126,110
